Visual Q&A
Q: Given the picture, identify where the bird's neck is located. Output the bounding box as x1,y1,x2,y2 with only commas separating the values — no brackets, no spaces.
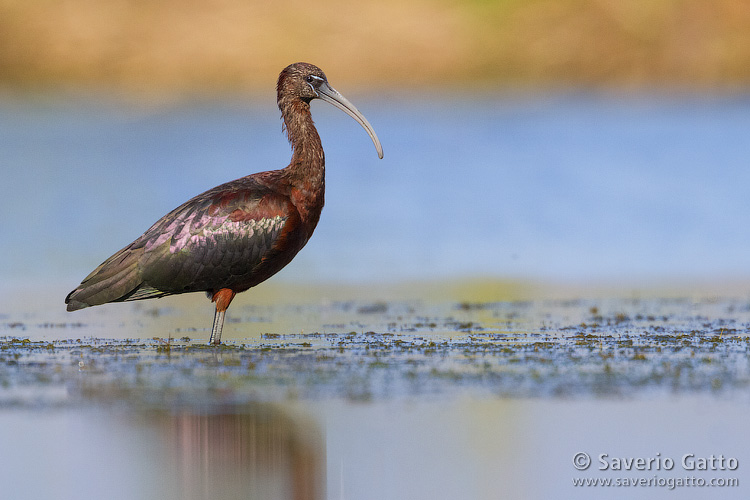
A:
280,99,325,231
281,100,325,185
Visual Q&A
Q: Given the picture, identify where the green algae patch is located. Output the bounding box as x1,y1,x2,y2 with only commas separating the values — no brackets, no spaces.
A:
2,296,750,408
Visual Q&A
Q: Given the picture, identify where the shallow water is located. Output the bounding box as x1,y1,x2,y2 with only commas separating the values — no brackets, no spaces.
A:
3,92,750,286
1,397,746,500
3,93,750,498
4,291,750,401
2,288,750,499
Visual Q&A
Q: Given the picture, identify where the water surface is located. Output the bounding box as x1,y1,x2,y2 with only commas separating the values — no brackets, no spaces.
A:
2,291,750,499
2,93,750,499
2,92,750,286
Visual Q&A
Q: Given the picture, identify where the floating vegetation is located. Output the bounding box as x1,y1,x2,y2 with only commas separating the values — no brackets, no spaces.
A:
1,297,750,408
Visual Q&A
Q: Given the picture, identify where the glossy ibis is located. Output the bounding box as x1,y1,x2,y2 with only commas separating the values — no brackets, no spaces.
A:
65,62,383,344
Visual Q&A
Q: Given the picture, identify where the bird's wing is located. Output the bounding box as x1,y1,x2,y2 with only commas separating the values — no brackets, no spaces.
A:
133,182,295,294
66,176,298,310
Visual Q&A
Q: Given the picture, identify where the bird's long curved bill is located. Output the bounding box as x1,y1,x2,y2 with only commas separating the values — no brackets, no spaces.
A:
316,82,384,159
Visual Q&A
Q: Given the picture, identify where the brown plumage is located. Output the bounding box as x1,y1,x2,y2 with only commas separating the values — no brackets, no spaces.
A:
65,62,383,344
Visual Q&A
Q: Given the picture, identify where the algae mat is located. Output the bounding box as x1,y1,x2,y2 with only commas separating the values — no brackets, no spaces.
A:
2,293,750,499
3,295,750,405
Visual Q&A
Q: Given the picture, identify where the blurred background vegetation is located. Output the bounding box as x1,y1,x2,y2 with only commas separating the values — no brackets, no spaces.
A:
2,0,749,93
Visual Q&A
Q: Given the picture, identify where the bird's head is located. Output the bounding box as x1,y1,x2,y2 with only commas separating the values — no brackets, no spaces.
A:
277,62,383,159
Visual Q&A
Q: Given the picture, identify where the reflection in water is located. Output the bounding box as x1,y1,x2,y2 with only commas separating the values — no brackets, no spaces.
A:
152,406,322,500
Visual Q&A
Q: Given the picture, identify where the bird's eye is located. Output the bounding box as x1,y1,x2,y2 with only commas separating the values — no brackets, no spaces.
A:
305,75,314,83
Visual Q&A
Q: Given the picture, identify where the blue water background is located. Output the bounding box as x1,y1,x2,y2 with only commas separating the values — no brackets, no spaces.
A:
2,91,750,288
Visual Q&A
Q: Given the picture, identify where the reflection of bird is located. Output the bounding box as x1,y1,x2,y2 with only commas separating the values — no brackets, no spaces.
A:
66,62,383,344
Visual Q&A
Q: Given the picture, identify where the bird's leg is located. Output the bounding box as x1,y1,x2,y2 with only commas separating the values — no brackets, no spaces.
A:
209,288,236,345
209,308,225,345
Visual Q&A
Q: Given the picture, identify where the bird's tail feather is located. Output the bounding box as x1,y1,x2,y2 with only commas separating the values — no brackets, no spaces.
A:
65,247,148,311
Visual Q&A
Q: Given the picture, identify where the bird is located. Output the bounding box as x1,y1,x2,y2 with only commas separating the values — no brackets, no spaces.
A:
65,62,383,345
